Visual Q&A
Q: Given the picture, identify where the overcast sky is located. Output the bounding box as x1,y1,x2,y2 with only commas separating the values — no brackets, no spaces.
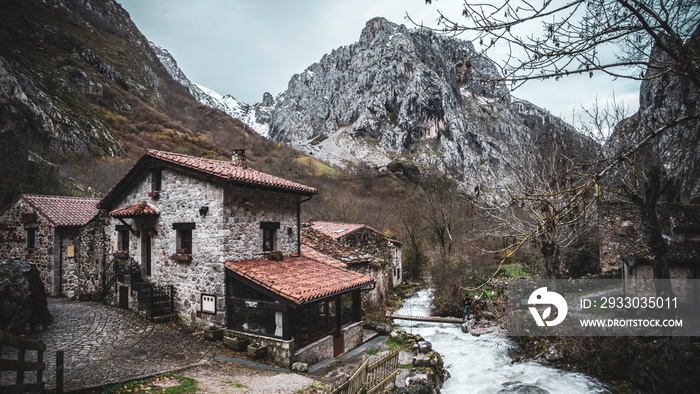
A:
118,0,640,125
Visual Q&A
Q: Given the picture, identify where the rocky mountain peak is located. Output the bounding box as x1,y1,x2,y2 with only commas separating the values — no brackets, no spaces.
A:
359,17,400,45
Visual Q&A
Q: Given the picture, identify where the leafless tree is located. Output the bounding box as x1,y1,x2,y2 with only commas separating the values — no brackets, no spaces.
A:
416,0,699,90
415,0,699,282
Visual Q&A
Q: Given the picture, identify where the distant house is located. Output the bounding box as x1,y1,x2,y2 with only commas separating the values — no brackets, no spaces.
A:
305,221,403,321
0,195,100,296
311,221,402,286
97,149,374,367
599,200,700,301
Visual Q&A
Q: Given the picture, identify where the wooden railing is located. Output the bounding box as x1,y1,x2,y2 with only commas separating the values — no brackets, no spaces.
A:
0,331,46,394
325,347,400,394
366,347,400,393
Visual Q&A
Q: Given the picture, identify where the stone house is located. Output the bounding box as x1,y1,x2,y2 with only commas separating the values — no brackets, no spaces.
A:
311,221,402,285
97,149,374,367
307,221,403,319
600,200,700,301
0,195,100,296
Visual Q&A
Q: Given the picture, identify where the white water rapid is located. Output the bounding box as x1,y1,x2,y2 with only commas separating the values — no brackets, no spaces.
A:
395,289,609,393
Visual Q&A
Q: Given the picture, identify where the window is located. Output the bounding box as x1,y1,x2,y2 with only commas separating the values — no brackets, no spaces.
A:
151,169,162,192
260,222,280,252
118,230,130,252
25,228,37,249
173,223,195,255
178,229,192,254
263,229,275,251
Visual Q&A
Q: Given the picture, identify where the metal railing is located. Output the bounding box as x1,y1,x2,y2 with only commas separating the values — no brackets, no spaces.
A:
102,255,174,322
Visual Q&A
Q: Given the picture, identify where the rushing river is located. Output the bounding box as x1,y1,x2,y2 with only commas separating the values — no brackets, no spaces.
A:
395,289,609,393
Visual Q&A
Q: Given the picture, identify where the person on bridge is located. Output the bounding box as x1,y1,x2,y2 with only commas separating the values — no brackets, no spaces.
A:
462,293,473,321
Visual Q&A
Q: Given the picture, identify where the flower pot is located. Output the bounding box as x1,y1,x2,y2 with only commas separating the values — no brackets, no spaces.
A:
204,327,223,342
223,336,250,351
247,344,267,359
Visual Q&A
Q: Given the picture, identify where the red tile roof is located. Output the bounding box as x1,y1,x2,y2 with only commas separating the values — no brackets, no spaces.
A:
22,195,99,227
301,245,348,269
148,150,317,194
302,226,374,265
312,221,369,239
99,150,317,209
109,201,159,218
225,256,373,305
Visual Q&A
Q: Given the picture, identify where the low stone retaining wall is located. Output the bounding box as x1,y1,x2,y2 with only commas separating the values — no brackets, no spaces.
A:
342,321,363,353
294,335,333,366
223,329,294,369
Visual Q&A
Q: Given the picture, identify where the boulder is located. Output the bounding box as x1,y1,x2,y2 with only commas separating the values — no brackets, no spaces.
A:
418,341,432,354
0,260,51,334
292,362,309,373
412,354,431,367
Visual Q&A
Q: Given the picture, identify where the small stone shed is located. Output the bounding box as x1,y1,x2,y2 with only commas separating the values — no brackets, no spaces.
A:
622,203,700,302
310,221,402,286
303,222,401,320
0,195,99,296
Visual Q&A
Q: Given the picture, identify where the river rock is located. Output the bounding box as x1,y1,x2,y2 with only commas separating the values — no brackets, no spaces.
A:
0,260,51,334
498,382,550,393
418,341,432,353
413,354,431,367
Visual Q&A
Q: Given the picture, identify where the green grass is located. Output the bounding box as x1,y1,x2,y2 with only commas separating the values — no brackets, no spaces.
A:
502,263,532,278
385,336,412,352
223,379,248,389
295,156,341,177
368,348,380,356
398,363,412,369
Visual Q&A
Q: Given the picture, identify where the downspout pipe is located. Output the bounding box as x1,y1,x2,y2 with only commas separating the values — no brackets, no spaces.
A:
58,229,63,296
297,195,314,256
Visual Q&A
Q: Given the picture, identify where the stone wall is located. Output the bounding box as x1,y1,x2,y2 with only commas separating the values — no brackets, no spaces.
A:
350,261,389,321
599,201,643,273
341,228,390,260
75,211,110,298
0,198,57,295
56,227,81,297
105,166,301,326
293,335,334,366
342,321,364,353
224,329,294,368
222,185,300,259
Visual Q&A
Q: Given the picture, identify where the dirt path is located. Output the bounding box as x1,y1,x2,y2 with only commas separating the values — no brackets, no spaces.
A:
178,358,319,393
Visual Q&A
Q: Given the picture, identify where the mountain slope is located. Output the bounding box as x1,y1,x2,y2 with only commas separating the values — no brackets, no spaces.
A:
0,0,255,206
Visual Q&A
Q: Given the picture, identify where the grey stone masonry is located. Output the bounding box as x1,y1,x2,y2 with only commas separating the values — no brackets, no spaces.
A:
106,166,302,326
0,199,56,295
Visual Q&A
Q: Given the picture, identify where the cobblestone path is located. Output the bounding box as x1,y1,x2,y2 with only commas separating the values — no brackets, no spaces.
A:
1,299,213,391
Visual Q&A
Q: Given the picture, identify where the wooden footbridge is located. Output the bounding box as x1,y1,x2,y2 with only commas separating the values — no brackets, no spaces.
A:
386,312,464,324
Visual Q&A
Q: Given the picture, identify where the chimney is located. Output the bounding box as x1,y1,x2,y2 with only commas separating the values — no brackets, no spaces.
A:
232,149,246,168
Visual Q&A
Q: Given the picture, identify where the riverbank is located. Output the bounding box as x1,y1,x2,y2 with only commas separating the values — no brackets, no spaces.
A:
394,289,607,393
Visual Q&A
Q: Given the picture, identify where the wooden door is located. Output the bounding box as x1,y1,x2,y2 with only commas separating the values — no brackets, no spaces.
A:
142,230,152,276
119,286,129,309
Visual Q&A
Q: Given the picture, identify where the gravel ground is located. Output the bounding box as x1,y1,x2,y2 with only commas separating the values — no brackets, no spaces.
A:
178,358,321,393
